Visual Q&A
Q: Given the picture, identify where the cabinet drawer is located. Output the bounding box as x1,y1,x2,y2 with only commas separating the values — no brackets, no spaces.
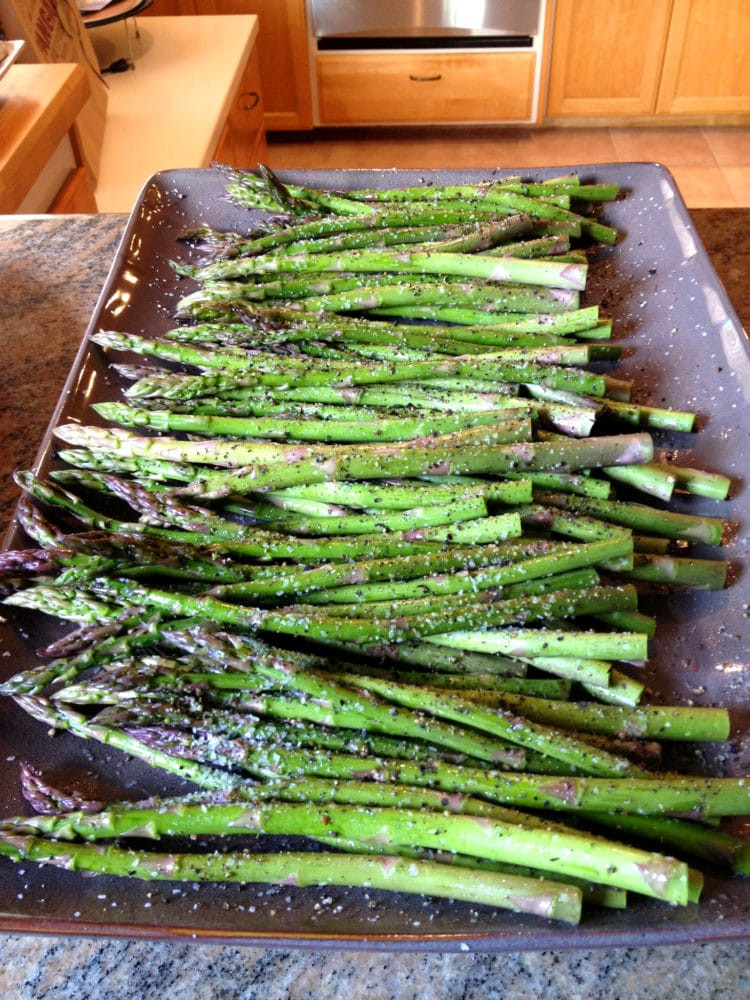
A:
316,51,537,125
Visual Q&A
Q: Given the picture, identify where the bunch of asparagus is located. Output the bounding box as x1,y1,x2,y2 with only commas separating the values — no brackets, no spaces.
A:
0,166,746,927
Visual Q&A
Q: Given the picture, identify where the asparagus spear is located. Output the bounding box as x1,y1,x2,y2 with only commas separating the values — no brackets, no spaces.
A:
5,766,627,907
178,277,581,319
106,728,750,820
180,434,654,499
534,491,727,545
190,247,588,291
19,674,528,773
209,536,631,603
98,332,606,396
5,573,640,668
49,423,655,499
14,472,529,561
0,798,687,902
179,209,537,257
424,628,647,662
225,170,619,243
0,834,583,923
157,627,641,777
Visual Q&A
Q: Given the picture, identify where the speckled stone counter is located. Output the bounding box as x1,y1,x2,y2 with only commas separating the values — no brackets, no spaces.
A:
0,211,749,999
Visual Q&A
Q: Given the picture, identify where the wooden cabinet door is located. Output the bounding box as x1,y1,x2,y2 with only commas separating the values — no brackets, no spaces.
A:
49,167,98,213
213,45,268,167
203,0,313,130
546,0,673,117
657,0,750,115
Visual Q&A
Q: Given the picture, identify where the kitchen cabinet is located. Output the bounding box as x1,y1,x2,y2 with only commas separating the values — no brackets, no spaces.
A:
0,0,108,181
546,0,674,118
139,0,313,130
546,0,750,121
0,63,97,213
655,0,750,116
48,169,98,214
317,51,537,126
212,44,269,166
227,0,312,131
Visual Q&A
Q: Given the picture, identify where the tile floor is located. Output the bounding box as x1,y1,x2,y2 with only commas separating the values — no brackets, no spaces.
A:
265,126,750,209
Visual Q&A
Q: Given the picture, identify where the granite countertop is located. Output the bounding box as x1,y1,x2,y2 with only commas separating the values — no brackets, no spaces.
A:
0,210,748,998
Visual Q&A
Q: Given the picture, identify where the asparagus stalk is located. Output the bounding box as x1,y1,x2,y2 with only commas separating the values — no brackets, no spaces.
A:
105,373,529,414
46,577,641,650
96,331,593,378
6,765,627,906
329,566,596,614
230,171,619,243
98,333,606,397
104,728,749,820
0,797,687,902
190,247,588,291
210,536,631,604
346,639,528,677
20,668,528,772
424,628,647,662
93,401,539,445
179,433,654,499
582,811,750,875
0,834,583,923
180,208,537,257
534,491,727,545
618,552,729,590
411,691,731,743
14,472,531,561
262,477,532,511
178,277,581,319
653,463,732,500
222,495,492,537
159,627,640,777
49,423,655,500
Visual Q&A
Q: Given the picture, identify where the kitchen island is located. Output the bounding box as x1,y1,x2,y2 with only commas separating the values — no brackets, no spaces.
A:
0,208,748,997
88,15,265,212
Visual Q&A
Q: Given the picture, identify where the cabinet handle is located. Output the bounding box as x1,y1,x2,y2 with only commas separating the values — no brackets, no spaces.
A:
242,91,260,111
409,73,442,82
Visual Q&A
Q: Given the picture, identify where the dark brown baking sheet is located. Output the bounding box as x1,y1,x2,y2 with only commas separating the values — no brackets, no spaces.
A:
0,164,747,950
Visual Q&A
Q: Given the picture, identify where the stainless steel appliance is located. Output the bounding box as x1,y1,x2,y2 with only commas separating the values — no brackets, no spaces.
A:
306,0,548,125
308,0,543,48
